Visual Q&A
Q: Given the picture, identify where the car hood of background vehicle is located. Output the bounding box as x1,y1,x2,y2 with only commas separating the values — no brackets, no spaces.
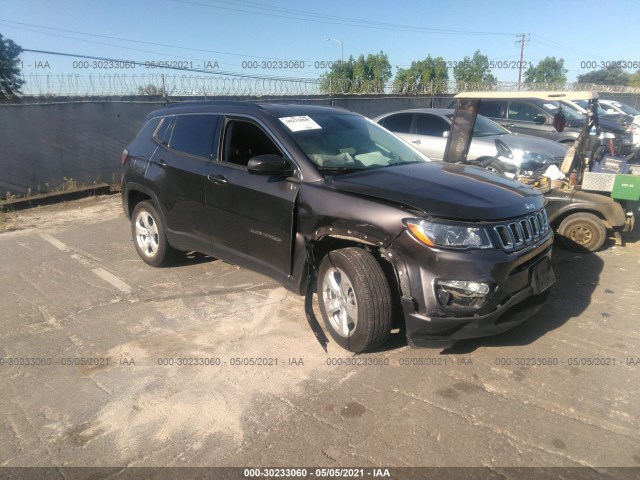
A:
565,117,628,133
331,162,543,221
491,133,568,158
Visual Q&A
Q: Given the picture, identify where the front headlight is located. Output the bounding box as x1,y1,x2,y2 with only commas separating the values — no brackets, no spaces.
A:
404,219,493,249
512,149,554,166
522,151,554,165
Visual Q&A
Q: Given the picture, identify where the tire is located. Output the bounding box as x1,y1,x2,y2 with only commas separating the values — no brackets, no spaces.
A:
131,200,176,267
484,159,507,176
557,212,607,252
317,248,392,353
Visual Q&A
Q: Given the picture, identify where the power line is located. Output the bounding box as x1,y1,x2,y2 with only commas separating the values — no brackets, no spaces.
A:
173,0,519,36
0,18,316,63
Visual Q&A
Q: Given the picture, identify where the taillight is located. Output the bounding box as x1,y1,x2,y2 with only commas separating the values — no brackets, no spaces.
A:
121,148,129,166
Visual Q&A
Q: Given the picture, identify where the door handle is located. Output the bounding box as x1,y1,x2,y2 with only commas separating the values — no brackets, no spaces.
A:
207,173,228,184
153,158,167,167
506,124,515,128
411,139,421,145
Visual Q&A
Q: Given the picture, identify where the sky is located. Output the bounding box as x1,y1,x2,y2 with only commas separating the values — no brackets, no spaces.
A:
1,0,640,92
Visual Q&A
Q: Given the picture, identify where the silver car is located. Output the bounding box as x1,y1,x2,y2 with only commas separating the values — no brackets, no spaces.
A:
374,108,568,175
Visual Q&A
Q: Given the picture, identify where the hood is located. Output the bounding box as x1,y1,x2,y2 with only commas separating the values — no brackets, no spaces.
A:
565,117,628,134
489,133,568,159
330,162,544,221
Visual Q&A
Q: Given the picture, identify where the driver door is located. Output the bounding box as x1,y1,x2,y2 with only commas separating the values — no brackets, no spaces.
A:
205,117,299,277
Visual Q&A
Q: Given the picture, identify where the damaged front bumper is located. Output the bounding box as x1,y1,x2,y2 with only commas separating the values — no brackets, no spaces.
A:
386,231,555,347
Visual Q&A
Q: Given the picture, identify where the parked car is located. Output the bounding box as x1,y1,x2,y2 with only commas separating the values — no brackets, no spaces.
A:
121,101,554,352
374,108,567,176
560,99,638,135
599,99,640,119
467,96,637,155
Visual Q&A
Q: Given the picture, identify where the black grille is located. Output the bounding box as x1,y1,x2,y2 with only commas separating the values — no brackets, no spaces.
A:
493,209,550,251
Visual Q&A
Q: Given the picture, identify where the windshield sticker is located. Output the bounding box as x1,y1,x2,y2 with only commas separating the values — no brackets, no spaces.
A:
543,103,558,110
279,116,322,132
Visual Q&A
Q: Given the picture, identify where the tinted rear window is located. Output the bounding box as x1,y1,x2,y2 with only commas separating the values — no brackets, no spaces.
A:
169,115,219,158
380,113,413,133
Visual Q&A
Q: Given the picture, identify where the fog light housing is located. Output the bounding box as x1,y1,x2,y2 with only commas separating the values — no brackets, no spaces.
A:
435,280,491,308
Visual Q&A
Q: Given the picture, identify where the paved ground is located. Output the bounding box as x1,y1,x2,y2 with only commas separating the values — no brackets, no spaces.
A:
0,195,639,470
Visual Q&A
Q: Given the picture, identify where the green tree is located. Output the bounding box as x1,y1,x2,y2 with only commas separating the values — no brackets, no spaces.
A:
524,56,567,84
453,50,496,88
0,33,24,98
320,51,392,94
392,55,449,94
630,70,640,88
577,66,630,86
137,84,163,95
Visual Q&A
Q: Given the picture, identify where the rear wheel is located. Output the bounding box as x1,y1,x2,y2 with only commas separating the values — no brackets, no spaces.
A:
317,248,392,353
131,200,176,267
557,212,607,252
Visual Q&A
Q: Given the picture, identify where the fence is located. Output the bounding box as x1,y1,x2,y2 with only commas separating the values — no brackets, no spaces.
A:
2,73,640,100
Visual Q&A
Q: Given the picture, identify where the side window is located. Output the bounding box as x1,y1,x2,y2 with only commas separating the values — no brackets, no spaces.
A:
154,117,173,145
415,114,450,137
380,113,413,134
477,101,502,119
507,101,542,122
168,115,219,158
221,119,282,167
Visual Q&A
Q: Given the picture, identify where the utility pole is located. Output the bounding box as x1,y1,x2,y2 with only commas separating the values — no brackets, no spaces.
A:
516,33,529,90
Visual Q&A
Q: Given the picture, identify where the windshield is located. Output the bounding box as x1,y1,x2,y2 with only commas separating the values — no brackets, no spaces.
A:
283,113,428,173
572,99,610,117
604,101,640,116
538,100,584,120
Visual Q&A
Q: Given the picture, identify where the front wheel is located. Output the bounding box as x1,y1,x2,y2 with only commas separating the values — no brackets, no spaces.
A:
557,212,607,252
317,248,392,353
484,159,508,176
131,200,176,267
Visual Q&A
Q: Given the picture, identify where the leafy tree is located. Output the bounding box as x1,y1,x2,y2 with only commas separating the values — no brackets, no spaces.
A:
392,55,449,94
137,84,164,95
320,51,392,94
453,50,496,88
577,66,630,86
524,56,567,84
0,33,24,98
627,70,640,88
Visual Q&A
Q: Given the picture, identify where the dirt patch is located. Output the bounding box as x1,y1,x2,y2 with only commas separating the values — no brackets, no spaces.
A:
0,195,122,236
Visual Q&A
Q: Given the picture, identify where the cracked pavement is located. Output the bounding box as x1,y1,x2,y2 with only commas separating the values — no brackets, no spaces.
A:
0,195,639,470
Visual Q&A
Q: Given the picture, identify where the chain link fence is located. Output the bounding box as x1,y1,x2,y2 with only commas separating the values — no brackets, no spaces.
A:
2,73,640,100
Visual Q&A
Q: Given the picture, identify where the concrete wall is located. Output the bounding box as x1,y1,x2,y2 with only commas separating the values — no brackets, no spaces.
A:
0,93,636,197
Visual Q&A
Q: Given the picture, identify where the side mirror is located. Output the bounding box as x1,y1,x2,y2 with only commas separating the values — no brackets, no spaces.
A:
495,139,513,159
533,115,547,125
247,154,293,176
553,112,566,132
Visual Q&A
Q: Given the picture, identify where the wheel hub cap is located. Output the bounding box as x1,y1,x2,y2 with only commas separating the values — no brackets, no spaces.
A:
321,267,358,338
134,211,159,257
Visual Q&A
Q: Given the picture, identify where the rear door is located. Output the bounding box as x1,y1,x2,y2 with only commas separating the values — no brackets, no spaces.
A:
146,114,219,253
412,113,451,160
378,113,414,145
204,117,299,277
